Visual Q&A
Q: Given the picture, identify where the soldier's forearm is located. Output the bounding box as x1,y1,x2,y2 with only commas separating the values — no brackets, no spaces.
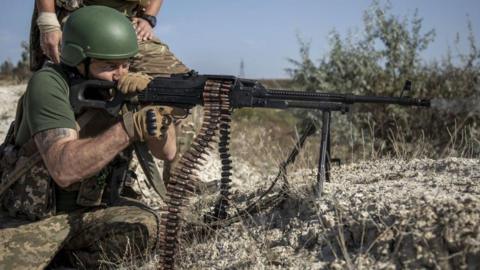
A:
34,122,131,188
36,0,56,13
144,0,163,16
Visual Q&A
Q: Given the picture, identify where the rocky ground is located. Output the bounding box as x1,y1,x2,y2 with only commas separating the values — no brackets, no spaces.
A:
0,84,24,138
174,157,480,270
1,84,479,269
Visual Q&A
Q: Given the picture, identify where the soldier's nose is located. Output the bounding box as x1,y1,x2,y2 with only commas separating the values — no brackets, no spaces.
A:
112,70,122,81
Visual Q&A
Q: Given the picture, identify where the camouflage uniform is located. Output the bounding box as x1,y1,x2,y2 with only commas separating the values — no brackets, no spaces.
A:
0,109,161,269
2,162,55,220
0,205,159,269
132,37,190,76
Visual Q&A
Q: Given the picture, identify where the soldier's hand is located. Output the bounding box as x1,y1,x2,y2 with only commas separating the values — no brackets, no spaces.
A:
132,17,154,41
118,72,152,94
40,30,62,64
122,106,173,142
37,12,62,63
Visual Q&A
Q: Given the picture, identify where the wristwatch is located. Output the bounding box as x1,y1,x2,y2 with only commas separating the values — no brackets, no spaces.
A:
139,14,157,28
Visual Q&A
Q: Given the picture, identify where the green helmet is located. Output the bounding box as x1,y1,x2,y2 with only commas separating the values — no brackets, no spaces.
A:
61,5,138,66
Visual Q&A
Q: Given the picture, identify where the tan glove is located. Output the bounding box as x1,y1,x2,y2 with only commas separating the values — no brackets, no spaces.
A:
162,106,189,119
122,106,173,142
118,72,152,94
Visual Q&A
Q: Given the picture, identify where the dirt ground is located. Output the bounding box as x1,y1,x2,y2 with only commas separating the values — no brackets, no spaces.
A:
175,157,480,270
0,84,24,139
0,84,478,269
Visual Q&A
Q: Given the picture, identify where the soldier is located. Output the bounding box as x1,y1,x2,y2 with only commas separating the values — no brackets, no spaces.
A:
32,0,199,187
0,6,174,268
32,0,190,76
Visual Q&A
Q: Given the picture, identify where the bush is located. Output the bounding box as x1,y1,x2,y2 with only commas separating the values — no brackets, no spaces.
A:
0,41,31,83
286,0,480,161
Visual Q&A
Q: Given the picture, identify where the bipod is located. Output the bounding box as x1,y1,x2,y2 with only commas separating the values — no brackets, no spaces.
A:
314,105,348,198
183,117,319,239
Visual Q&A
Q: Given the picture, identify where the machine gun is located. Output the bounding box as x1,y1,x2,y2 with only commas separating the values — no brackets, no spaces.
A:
70,71,430,269
70,71,429,195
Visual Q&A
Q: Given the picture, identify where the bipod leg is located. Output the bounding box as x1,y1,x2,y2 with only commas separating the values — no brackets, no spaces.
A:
315,110,331,198
241,118,317,214
280,118,317,188
326,111,332,182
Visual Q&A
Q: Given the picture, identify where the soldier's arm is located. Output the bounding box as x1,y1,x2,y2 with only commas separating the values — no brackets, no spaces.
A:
133,0,163,41
34,122,131,188
36,0,55,12
36,0,62,63
144,0,163,16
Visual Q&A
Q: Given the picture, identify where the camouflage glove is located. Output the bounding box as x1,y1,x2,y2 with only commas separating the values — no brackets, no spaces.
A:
118,72,152,94
122,106,173,142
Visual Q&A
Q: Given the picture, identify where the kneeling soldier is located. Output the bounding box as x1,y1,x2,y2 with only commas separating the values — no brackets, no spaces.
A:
0,6,174,269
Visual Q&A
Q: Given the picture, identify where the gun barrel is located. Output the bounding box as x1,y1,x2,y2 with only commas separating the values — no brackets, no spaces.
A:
264,89,430,107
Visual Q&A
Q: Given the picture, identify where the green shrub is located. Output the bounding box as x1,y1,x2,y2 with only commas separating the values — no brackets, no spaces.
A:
286,0,480,161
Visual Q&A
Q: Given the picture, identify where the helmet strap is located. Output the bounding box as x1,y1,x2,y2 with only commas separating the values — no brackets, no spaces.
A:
84,58,91,79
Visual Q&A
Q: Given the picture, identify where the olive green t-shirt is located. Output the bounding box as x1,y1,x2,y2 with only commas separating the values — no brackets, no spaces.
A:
15,66,77,146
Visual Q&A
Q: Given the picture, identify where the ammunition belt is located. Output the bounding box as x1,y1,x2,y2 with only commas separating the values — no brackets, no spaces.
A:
205,81,233,222
158,79,233,269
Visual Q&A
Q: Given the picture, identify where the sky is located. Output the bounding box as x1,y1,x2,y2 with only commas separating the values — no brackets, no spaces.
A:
0,0,479,78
